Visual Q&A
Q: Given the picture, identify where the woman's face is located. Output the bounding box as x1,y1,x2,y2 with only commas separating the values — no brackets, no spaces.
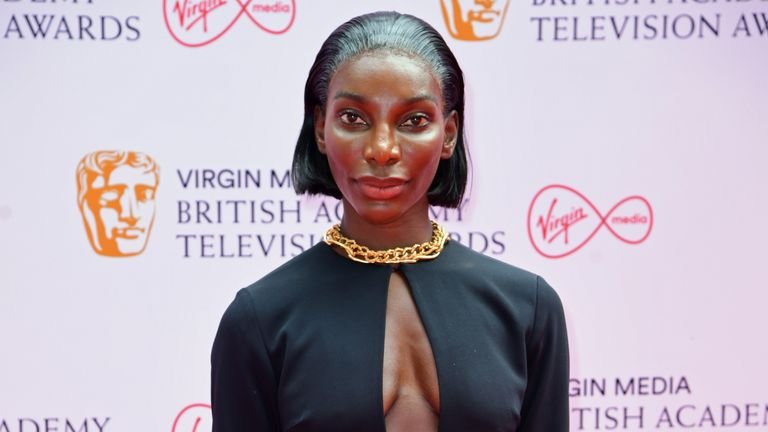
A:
315,51,458,225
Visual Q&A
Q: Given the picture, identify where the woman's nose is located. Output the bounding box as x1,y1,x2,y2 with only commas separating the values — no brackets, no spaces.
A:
363,124,400,165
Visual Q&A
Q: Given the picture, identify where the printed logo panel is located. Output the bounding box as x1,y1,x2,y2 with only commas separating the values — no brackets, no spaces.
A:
527,184,653,258
440,0,510,41
76,151,160,257
163,0,296,47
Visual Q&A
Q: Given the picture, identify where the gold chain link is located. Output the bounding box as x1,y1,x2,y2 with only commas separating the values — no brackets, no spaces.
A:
324,221,449,264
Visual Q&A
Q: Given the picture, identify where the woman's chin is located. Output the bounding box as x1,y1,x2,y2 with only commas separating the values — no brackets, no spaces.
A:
351,205,403,226
341,192,429,227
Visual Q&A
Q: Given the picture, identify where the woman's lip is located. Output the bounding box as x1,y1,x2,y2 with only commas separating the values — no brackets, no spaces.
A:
355,177,407,200
356,176,407,187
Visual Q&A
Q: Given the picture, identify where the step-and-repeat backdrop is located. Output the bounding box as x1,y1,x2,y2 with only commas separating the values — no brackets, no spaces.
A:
1,0,766,430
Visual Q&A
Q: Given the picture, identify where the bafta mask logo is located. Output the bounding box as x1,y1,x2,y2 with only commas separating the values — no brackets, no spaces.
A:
440,0,511,41
76,151,160,257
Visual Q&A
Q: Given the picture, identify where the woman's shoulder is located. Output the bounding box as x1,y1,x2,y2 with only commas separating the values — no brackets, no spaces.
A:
252,242,334,286
434,240,561,306
438,240,539,284
226,242,337,320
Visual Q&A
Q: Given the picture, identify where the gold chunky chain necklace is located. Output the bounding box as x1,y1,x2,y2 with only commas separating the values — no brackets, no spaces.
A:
324,221,449,264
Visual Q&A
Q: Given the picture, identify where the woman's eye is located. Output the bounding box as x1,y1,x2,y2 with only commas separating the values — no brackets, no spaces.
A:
402,114,430,128
339,111,366,126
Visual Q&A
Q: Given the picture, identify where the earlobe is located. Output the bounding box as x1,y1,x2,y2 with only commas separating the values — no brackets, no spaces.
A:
441,110,459,159
314,106,327,154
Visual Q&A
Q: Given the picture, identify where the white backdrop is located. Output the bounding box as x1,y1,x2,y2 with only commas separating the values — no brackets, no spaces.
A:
1,0,767,430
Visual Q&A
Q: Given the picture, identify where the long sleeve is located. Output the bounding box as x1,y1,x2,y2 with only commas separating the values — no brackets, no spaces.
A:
211,289,281,432
518,276,570,432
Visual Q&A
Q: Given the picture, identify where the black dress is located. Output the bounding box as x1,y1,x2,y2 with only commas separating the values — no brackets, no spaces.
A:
211,240,569,432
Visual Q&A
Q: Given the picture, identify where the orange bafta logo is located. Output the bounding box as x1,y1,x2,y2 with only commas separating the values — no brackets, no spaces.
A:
440,0,510,41
76,151,160,257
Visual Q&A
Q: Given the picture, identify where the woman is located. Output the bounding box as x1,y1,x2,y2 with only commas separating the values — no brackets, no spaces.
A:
211,11,569,432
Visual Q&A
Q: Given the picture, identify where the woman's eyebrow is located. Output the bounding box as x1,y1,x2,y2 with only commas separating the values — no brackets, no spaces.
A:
333,91,365,102
403,94,438,105
332,91,438,105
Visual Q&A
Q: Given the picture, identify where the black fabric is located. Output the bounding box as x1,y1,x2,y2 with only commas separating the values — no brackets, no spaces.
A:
211,240,569,432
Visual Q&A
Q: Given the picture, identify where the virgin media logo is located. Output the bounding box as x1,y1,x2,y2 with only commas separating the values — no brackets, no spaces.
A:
163,0,296,47
527,184,653,259
171,403,211,432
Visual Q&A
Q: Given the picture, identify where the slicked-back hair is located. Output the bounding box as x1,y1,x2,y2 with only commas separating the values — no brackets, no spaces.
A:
291,11,468,208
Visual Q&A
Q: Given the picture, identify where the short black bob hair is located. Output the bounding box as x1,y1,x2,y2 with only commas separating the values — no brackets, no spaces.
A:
291,11,468,208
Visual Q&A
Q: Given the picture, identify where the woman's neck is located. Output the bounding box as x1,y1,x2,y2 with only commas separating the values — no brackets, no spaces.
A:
338,200,434,250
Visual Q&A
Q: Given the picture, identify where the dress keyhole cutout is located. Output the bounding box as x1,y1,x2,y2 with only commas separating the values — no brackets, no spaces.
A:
381,270,440,432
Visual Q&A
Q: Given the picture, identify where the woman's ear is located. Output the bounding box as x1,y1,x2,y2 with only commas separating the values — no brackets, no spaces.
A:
314,106,327,154
441,110,458,159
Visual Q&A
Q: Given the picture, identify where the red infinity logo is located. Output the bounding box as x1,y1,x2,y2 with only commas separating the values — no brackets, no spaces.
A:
172,403,212,432
163,0,296,47
527,184,653,259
